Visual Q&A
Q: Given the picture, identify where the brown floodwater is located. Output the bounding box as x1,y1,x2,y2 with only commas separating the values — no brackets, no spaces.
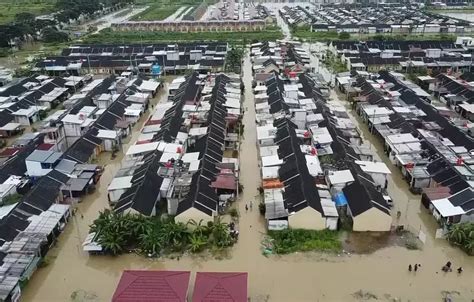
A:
21,60,474,302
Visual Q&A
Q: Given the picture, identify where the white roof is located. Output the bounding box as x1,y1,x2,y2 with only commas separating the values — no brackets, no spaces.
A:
189,127,208,136
262,166,280,179
259,145,279,157
139,80,160,92
327,170,354,185
142,124,161,134
181,152,200,163
355,161,391,174
0,122,21,131
159,142,183,153
82,232,102,252
126,142,159,156
257,125,276,141
305,155,323,176
459,103,474,114
97,129,118,139
310,126,333,144
432,198,465,217
362,106,393,116
137,132,154,142
261,155,283,167
108,176,133,191
0,204,16,220
160,152,180,163
386,133,418,145
224,98,241,109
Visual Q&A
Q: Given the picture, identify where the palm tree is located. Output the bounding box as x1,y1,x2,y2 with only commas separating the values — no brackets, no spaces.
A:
189,234,207,253
139,228,162,256
211,217,231,248
187,219,209,236
446,224,466,245
98,230,126,255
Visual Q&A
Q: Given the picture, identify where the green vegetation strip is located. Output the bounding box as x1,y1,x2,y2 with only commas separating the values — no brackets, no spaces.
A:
131,5,180,21
292,29,464,42
85,28,283,43
268,229,342,254
446,223,474,256
90,210,235,256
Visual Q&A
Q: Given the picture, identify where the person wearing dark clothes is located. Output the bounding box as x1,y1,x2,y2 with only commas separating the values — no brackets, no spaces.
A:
408,264,412,272
414,264,418,272
446,261,452,268
457,267,463,274
245,204,248,212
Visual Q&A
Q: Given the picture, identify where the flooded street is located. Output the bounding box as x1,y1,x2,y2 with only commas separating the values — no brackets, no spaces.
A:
21,61,474,302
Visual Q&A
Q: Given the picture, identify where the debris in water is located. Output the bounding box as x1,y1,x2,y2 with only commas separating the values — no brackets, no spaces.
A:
352,290,378,300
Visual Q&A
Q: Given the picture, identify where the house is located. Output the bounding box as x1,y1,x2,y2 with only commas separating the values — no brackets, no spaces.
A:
25,150,62,178
12,107,42,126
174,170,218,225
193,272,248,302
97,129,121,152
112,270,191,302
429,187,474,225
0,123,23,138
355,160,391,189
0,175,22,204
343,174,392,232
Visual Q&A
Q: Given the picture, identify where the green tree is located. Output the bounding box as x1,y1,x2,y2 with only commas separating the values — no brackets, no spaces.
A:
447,224,467,245
41,27,69,43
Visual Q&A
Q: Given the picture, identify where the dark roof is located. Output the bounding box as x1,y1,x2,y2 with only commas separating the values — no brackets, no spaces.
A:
343,164,390,217
112,270,191,302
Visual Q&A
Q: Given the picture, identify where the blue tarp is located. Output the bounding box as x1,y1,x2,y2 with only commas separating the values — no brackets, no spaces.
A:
333,192,348,206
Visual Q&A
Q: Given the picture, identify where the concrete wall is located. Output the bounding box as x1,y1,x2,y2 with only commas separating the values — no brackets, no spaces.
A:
353,208,392,232
288,207,326,230
175,207,214,225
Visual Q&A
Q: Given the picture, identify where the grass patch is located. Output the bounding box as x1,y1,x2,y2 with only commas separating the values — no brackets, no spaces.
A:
0,0,56,24
131,5,180,21
85,28,283,43
268,229,342,254
292,29,465,42
426,8,474,13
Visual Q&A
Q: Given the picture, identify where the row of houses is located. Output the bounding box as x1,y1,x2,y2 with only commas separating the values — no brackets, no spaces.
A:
309,5,473,34
0,74,162,301
329,39,473,73
34,42,228,76
99,72,241,235
111,20,267,32
251,42,394,232
250,41,311,85
279,5,312,27
340,69,474,226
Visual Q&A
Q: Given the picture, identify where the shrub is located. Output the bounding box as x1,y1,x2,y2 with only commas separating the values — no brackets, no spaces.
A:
229,208,239,219
268,229,341,254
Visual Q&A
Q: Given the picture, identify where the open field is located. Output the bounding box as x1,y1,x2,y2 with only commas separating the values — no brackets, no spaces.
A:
0,0,56,24
131,0,206,21
130,5,181,21
84,28,283,43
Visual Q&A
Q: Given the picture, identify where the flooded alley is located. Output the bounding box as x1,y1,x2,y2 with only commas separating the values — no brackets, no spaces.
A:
19,54,474,302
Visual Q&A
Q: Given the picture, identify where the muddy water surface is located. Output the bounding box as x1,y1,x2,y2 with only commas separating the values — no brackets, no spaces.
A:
21,63,474,302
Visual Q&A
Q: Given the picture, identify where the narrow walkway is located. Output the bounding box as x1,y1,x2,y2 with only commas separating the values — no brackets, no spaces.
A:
232,51,265,260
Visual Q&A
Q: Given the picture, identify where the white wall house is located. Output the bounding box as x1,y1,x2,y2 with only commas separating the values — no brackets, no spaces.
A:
25,150,63,177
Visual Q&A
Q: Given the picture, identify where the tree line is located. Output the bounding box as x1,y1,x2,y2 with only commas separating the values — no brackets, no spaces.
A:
0,0,132,48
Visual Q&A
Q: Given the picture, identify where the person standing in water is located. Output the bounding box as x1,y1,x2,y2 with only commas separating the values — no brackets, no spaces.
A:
408,264,412,272
414,264,418,272
245,204,248,212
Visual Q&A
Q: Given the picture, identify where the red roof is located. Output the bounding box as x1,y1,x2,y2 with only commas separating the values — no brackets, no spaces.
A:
211,174,237,190
192,272,248,302
0,147,22,158
112,270,191,302
37,143,55,151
